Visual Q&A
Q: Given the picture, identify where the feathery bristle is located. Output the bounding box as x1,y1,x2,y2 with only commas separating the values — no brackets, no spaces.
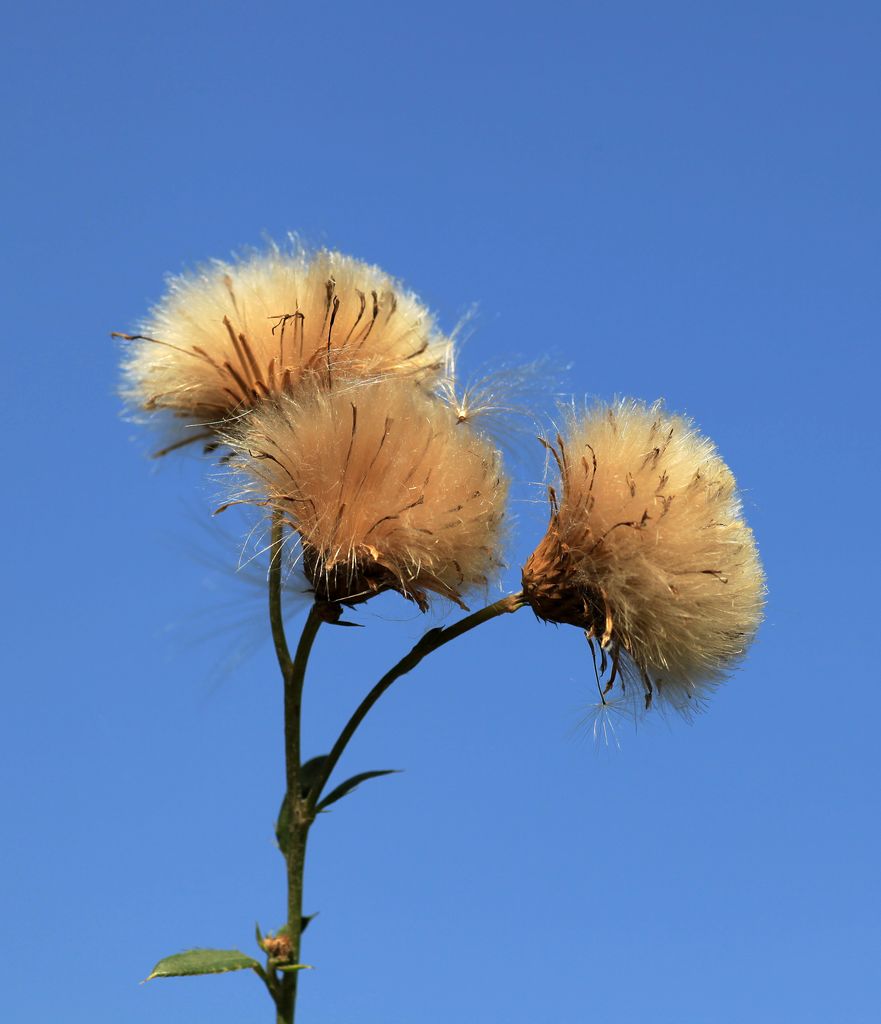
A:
522,399,765,715
120,245,450,437
225,378,509,610
434,346,561,471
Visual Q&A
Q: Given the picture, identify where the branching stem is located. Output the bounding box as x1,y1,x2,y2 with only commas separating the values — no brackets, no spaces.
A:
306,592,526,813
266,522,524,1023
268,512,322,1024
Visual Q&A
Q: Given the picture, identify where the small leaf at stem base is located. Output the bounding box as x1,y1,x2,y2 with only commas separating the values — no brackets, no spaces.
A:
275,794,292,856
299,755,330,798
276,755,331,854
145,948,261,981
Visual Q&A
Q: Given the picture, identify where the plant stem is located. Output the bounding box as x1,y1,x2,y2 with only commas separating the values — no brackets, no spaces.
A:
306,592,526,813
269,516,294,678
268,513,322,1024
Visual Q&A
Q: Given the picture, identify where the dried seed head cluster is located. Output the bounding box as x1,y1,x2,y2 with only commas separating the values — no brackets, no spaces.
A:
522,400,765,714
118,242,766,695
120,246,449,430
226,378,508,610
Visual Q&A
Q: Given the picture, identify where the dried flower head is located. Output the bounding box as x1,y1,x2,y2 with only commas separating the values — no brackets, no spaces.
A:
120,246,450,443
226,379,508,610
521,400,765,714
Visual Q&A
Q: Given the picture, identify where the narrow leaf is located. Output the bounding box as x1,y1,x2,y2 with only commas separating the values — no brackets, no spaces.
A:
278,963,312,973
146,948,260,981
299,755,329,798
277,756,331,854
275,793,292,856
315,770,400,812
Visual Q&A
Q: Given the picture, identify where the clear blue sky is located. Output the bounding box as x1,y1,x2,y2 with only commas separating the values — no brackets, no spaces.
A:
3,2,879,1022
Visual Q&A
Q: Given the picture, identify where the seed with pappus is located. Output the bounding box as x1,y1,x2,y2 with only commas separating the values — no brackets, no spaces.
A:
225,378,509,611
119,245,450,448
521,400,765,714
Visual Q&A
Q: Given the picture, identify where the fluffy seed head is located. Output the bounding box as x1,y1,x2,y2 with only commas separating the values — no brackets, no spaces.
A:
120,246,450,433
522,400,765,714
226,379,508,610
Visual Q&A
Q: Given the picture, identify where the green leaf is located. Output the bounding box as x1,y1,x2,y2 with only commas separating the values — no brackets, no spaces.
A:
299,755,330,798
145,948,261,981
276,756,331,854
315,770,400,812
278,963,312,973
275,793,292,856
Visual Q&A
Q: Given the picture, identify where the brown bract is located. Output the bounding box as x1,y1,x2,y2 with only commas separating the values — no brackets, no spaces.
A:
120,247,449,441
226,379,508,611
260,933,293,964
522,400,765,713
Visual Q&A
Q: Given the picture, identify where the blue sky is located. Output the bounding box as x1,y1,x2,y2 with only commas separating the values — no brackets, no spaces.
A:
3,2,880,1022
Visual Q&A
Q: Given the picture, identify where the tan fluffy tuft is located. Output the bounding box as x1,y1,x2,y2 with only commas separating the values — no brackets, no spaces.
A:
226,379,509,610
121,246,450,432
522,400,765,714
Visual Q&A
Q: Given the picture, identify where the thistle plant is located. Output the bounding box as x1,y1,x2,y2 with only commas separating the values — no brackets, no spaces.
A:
119,243,765,1022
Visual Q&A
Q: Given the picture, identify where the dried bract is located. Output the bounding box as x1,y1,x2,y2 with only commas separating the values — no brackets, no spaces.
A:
227,379,508,610
120,246,449,436
522,400,765,714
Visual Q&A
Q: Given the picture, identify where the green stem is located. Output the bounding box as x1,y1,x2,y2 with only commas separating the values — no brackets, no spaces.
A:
268,513,322,1024
306,592,525,814
269,516,293,678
